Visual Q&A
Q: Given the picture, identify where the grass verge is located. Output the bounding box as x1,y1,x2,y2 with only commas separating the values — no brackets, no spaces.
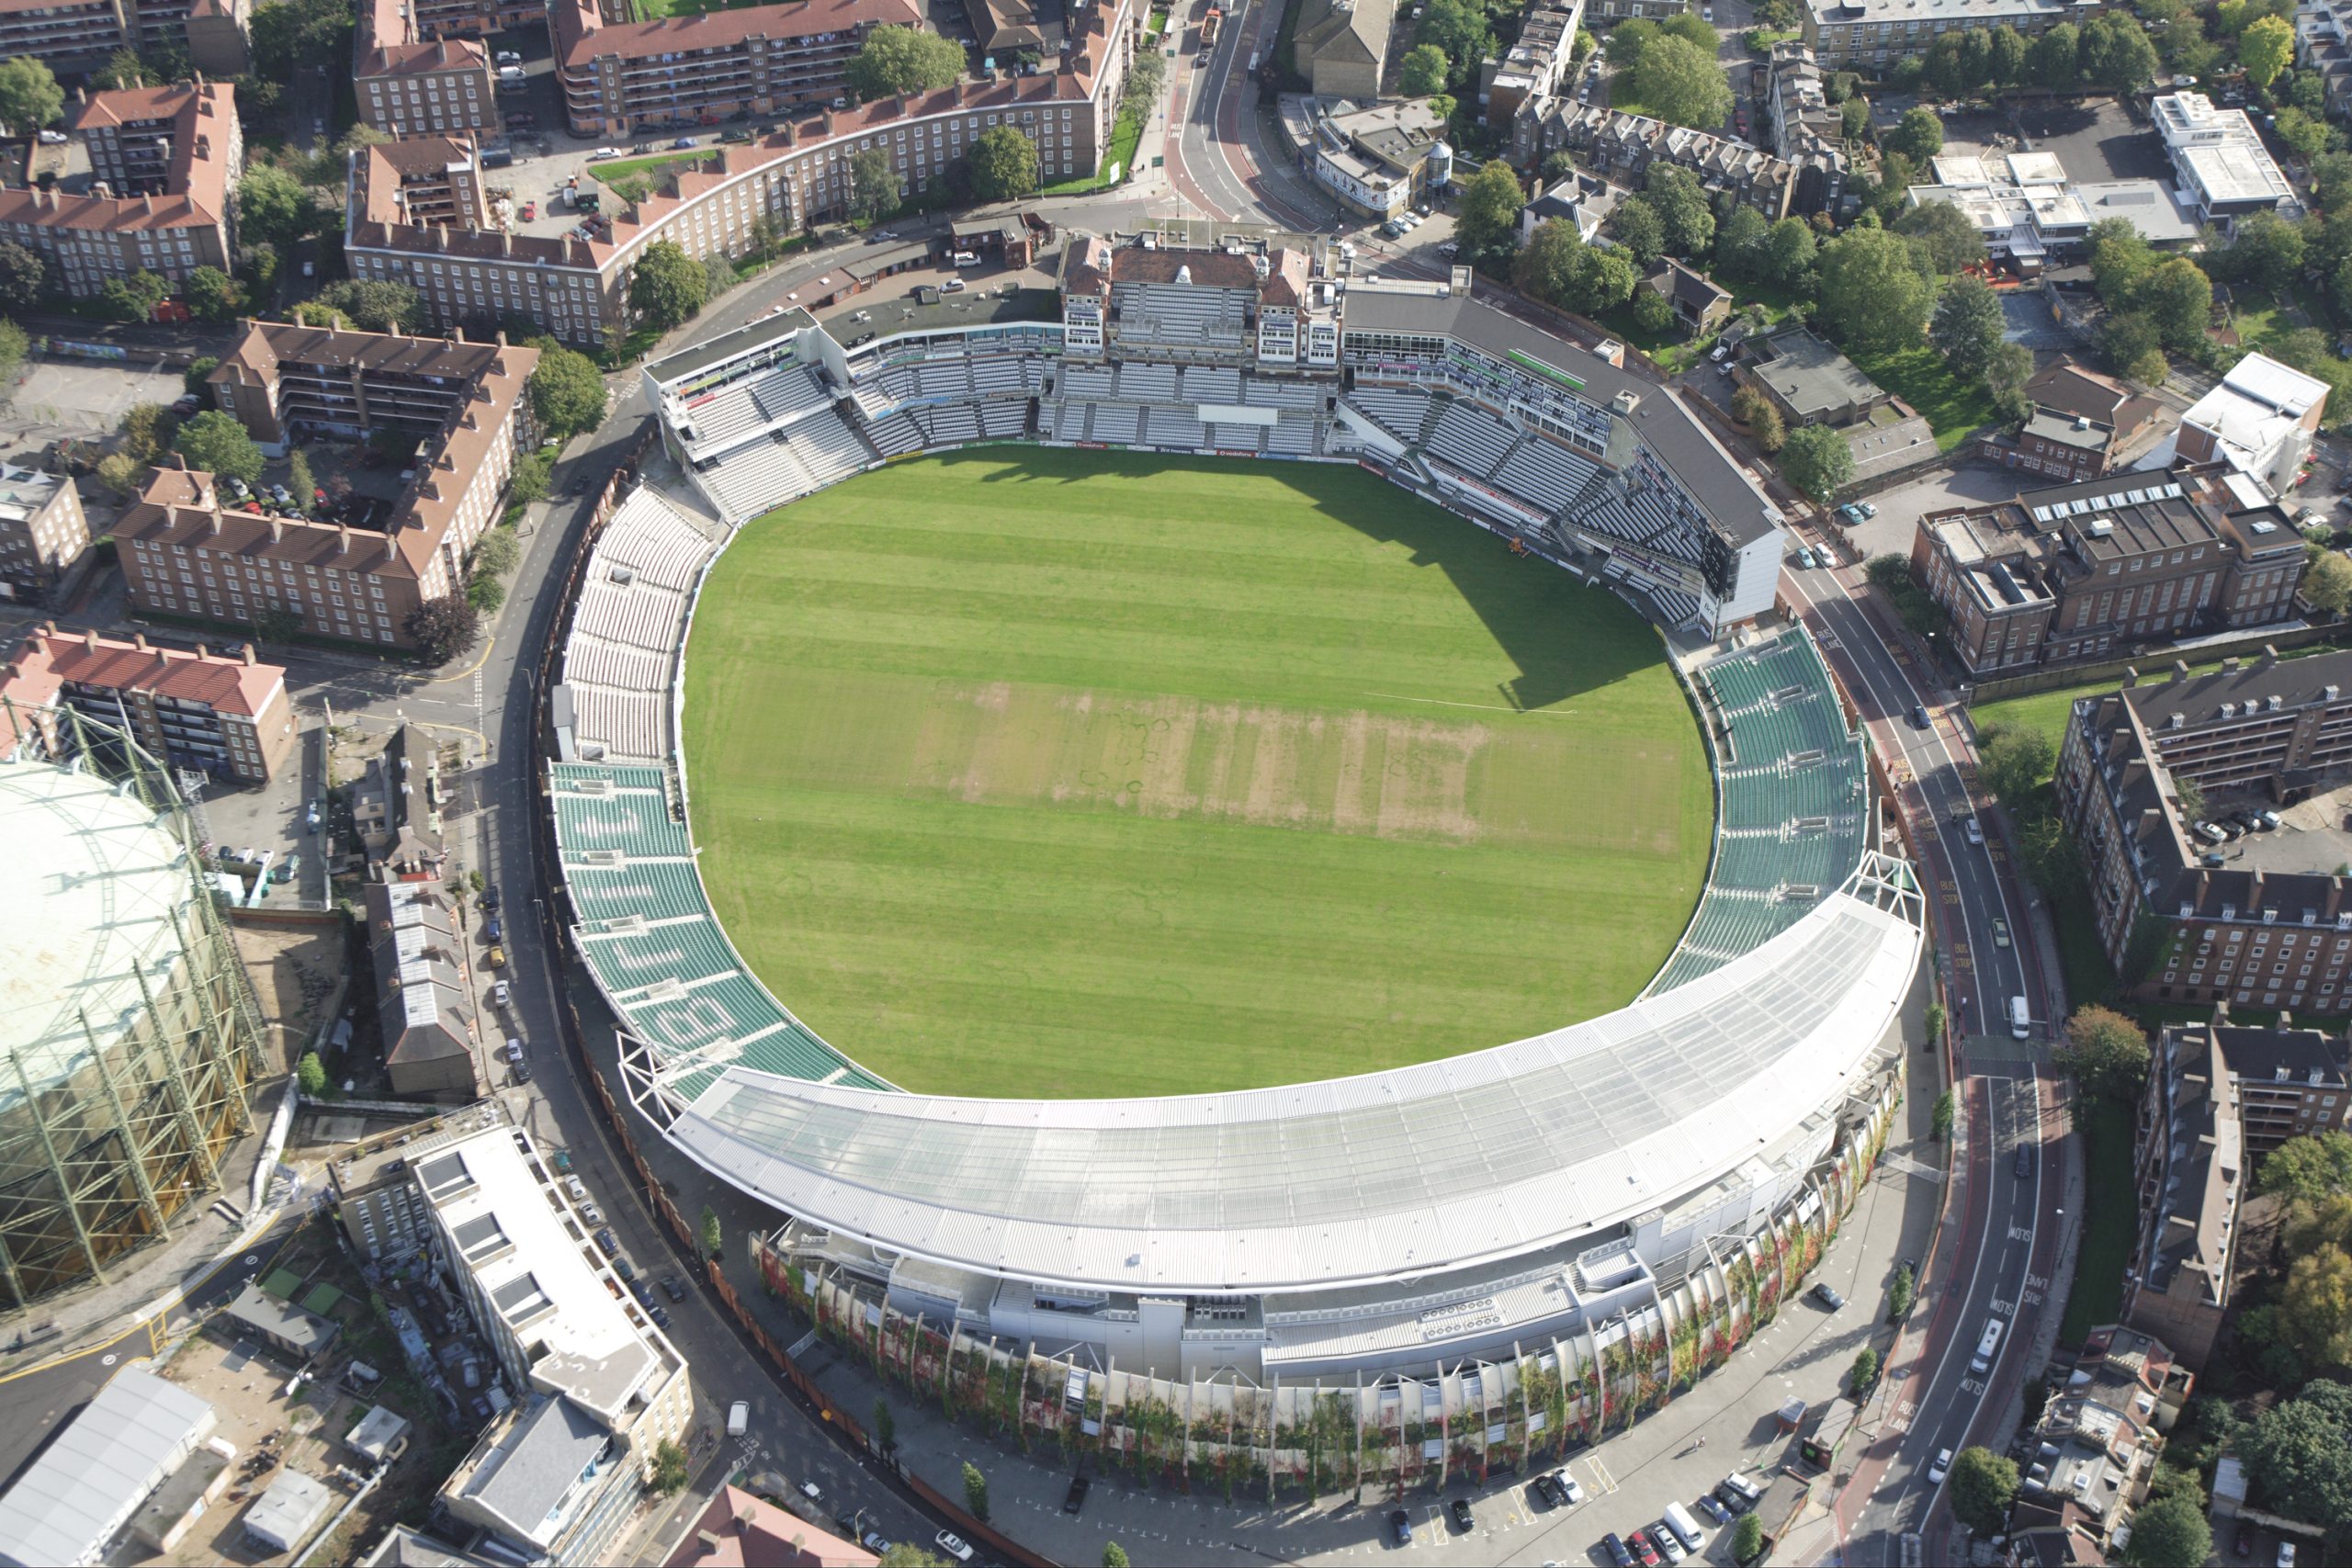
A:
1849,344,1997,452
2058,1098,2136,1346
592,148,722,203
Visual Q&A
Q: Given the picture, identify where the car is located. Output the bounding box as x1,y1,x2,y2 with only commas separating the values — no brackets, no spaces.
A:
1388,1508,1413,1545
2278,1545,2296,1568
491,980,512,1010
1447,1497,1473,1530
934,1531,975,1563
511,1058,532,1083
1602,1535,1635,1568
1439,240,1459,256
951,250,981,266
1628,1529,1663,1567
2202,851,2227,868
565,1174,588,1201
1696,1494,1732,1526
312,118,326,137
1811,1281,1846,1311
1928,1448,1951,1483
861,1533,892,1557
171,393,202,417
630,141,654,153
1856,502,1878,519
503,1039,524,1065
487,945,507,967
304,800,322,831
662,1274,686,1301
2015,1144,2033,1178
1711,344,1732,364
1062,1474,1089,1515
650,1303,672,1327
1964,816,1984,846
940,277,967,293
483,916,504,942
580,1201,602,1224
520,200,537,220
1911,704,1930,729
495,49,522,63
587,146,624,160
1652,1523,1687,1563
673,136,698,148
614,1255,635,1280
1837,502,1864,524
270,853,300,884
1992,917,2011,948
1713,1483,1751,1515
594,1226,618,1255
628,1277,654,1306
35,130,64,144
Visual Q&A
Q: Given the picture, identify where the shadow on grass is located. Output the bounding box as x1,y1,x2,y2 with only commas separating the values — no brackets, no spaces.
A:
933,446,1668,713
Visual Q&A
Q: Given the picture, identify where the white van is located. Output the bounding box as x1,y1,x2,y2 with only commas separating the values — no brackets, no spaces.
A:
727,1401,750,1437
1661,1500,1706,1551
2009,996,2030,1040
1971,1317,2005,1374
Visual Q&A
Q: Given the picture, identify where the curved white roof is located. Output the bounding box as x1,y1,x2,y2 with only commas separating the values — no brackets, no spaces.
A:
661,875,1921,1294
0,759,193,1104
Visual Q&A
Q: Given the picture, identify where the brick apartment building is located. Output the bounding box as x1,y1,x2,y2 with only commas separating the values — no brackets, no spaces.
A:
13,82,242,301
1802,0,2098,71
2129,1012,2349,1368
0,0,247,77
2059,647,2352,1011
356,0,499,139
1910,464,2307,677
346,0,1133,346
0,623,296,783
0,465,89,605
114,321,538,652
551,0,919,138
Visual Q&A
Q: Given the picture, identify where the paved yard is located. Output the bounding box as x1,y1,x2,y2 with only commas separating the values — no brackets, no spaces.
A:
1834,463,2025,562
2013,96,2168,185
12,358,188,435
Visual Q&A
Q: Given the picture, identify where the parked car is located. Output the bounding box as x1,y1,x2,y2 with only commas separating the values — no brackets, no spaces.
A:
580,1201,602,1225
2234,1520,2255,1557
1810,1281,1846,1311
594,1226,618,1255
36,130,64,144
934,1532,975,1563
495,49,522,63
171,394,202,417
614,1255,636,1281
661,1274,686,1302
1696,1494,1732,1526
1603,1533,1635,1568
1629,1529,1663,1567
650,1303,672,1328
1062,1475,1090,1515
1653,1522,1688,1562
491,979,512,1008
1388,1509,1413,1545
487,945,507,968
673,135,698,148
861,1532,892,1557
1556,1471,1586,1506
1448,1497,1473,1530
588,146,624,159
304,800,322,831
628,1278,654,1306
1713,1483,1752,1515
520,200,536,220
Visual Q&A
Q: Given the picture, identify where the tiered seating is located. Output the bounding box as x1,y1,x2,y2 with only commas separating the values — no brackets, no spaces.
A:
971,355,1027,394
915,359,974,400
1209,423,1263,451
1344,387,1432,446
1062,364,1116,399
980,401,1026,437
1111,281,1249,347
1265,413,1317,456
865,410,923,455
676,384,764,453
571,686,667,761
1425,402,1518,479
1244,378,1320,410
574,575,688,652
1492,436,1599,515
750,365,830,423
920,403,981,445
1090,401,1140,443
1146,405,1205,446
1118,363,1179,401
563,637,667,691
595,486,718,591
1182,366,1241,402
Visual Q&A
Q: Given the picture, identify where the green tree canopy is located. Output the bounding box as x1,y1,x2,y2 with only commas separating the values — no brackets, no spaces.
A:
2240,1380,2352,1525
1454,159,1527,258
2057,1005,2151,1100
174,410,265,485
850,145,900,226
630,240,707,331
1976,723,2054,801
1733,383,1787,453
2240,13,2294,87
528,344,607,440
1948,1446,2018,1534
1638,165,1714,257
2136,257,2212,352
297,1052,327,1095
1780,423,1853,505
1931,274,2007,379
1611,200,1666,267
1418,0,1493,85
2304,548,2352,618
1764,217,1817,287
1819,225,1934,353
2260,1131,2352,1202
966,126,1038,202
961,1461,989,1520
2079,11,2161,92
1399,43,1448,96
0,56,62,131
2121,1493,2209,1568
235,164,322,254
1632,35,1734,131
0,240,43,310
1890,106,1945,162
1715,205,1773,281
2030,21,2080,88
844,25,965,99
1605,17,1658,67
2103,310,2170,388
184,265,242,323
317,278,422,334
406,595,482,664
2226,210,2307,293
1897,199,1989,276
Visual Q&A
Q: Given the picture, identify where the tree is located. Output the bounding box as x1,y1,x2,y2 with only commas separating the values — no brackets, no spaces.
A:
1731,1514,1764,1563
319,278,422,334
1657,10,1717,50
174,410,265,484
630,240,707,331
962,1461,989,1520
0,56,60,131
180,265,240,323
234,164,321,254
2241,13,2294,88
1640,167,1714,258
119,401,177,464
1849,1346,1880,1394
98,268,171,322
1867,150,1918,225
0,241,42,311
2313,151,2352,215
650,1438,689,1494
2056,1005,2150,1101
1780,423,1854,505
288,449,315,510
1605,17,1659,68
94,47,147,90
1984,339,2035,423
2306,549,2352,617
1716,206,1772,281
465,574,505,614
1418,0,1493,87
1888,1262,1915,1320
1948,1447,2018,1534
505,452,551,509
850,145,900,226
2104,312,2171,389
2079,11,2160,93
1764,217,1816,287
1890,107,1944,162
702,254,735,304
1611,200,1666,267
1102,1548,1130,1568
1733,384,1787,453
1926,998,1947,1043
844,24,964,99
1819,226,1934,353
2278,105,2334,164
1512,218,1583,304
2259,1131,2352,1201
700,1204,723,1258
1930,274,2007,378
95,453,141,496
1565,245,1637,315
2118,1492,2207,1568
1926,31,1974,97
2239,1380,2352,1526
2136,257,2212,353
1632,287,1675,334
528,345,606,441
1399,43,1448,96
404,594,481,664
1977,724,2054,803
297,1052,327,1095
1897,200,1988,276
2229,211,2306,293
1454,159,1526,261
873,1396,897,1455
1987,24,2029,85
1932,1089,1955,1142
2281,1242,2352,1367
2030,21,2080,88
1839,96,1871,143
967,126,1037,202
470,527,519,578
1633,36,1733,131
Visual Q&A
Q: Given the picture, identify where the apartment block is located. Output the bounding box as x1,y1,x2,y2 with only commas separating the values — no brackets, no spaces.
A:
1910,465,2306,677
116,324,538,652
347,1,1131,346
2128,1021,2248,1371
0,465,90,604
2168,351,2330,500
552,0,920,138
356,0,500,138
17,82,241,300
0,0,246,76
2152,91,2296,230
2004,1325,2189,1557
413,1122,693,1562
2058,647,2352,1011
0,623,295,783
1803,0,2098,71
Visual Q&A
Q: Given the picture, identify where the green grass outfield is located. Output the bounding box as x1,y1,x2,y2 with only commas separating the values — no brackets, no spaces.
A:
682,449,1713,1097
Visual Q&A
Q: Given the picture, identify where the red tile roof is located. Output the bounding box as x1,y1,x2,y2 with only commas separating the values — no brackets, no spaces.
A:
553,0,919,67
0,624,286,717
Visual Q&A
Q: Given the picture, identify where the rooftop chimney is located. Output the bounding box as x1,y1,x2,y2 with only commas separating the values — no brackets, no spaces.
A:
83,627,96,653
242,642,256,666
132,633,147,651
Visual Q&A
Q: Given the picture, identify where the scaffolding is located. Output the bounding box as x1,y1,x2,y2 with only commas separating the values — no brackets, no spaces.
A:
0,702,266,1313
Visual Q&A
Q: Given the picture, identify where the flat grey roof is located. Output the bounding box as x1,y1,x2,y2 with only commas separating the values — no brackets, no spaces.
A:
0,1368,214,1568
457,1396,607,1546
646,308,817,386
1340,288,1780,547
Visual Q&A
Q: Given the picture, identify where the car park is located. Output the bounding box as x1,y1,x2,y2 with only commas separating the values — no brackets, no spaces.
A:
1388,1508,1413,1545
1062,1475,1090,1514
1447,1497,1473,1530
1811,1281,1845,1310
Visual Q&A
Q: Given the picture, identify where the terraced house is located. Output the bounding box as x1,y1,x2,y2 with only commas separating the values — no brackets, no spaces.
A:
1510,98,1843,219
346,0,1134,346
17,82,240,299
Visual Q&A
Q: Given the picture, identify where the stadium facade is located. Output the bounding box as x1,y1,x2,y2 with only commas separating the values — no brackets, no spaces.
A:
0,703,267,1311
544,231,1923,1478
